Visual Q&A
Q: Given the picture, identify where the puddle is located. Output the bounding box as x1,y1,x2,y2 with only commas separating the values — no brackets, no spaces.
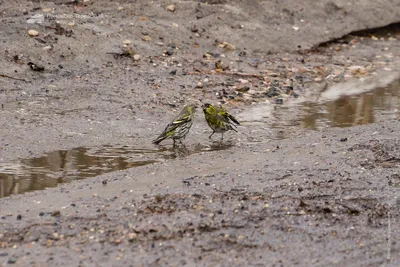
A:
239,76,400,133
300,77,400,129
0,142,233,198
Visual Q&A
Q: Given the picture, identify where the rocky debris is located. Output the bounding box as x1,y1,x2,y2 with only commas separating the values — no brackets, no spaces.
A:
122,39,132,46
107,46,137,60
7,257,17,264
166,47,175,56
196,82,204,88
27,14,44,24
142,35,152,42
217,41,236,51
28,29,39,36
51,210,61,217
54,23,73,37
191,25,198,33
28,62,45,71
133,54,141,61
166,4,176,12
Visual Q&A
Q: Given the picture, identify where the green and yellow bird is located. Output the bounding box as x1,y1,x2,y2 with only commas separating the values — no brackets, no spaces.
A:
202,103,240,140
153,105,197,145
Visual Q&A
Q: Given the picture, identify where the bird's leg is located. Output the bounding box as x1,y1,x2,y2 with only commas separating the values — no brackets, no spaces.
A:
221,133,224,141
209,131,215,139
173,139,176,146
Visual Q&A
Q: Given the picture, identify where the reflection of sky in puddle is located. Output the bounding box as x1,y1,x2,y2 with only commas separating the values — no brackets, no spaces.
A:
301,78,400,129
238,77,400,132
0,142,234,198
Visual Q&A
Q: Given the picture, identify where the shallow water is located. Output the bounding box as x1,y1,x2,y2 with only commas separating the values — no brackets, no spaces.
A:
0,143,233,198
1,77,399,198
239,77,400,133
302,76,400,128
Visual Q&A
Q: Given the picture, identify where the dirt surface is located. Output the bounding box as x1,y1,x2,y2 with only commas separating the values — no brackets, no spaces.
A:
1,0,400,266
1,123,400,266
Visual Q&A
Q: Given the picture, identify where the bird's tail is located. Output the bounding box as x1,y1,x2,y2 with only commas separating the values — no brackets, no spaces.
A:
152,135,167,145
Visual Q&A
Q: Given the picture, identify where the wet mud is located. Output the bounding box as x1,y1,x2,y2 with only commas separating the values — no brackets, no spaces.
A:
1,0,400,266
1,122,399,266
1,78,400,199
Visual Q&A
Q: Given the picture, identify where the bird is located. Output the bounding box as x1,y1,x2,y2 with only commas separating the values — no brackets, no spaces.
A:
152,105,197,145
202,103,240,140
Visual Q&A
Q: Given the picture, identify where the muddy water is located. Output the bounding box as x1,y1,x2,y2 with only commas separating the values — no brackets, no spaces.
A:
300,78,400,129
1,78,399,198
0,143,233,198
239,77,400,136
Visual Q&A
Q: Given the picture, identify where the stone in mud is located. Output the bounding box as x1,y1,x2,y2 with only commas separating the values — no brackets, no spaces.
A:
236,86,250,93
166,4,176,12
265,87,280,98
28,29,39,36
191,25,198,33
166,47,174,56
51,210,61,217
7,257,17,264
219,41,236,50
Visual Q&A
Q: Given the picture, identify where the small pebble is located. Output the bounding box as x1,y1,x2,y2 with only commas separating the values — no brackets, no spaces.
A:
166,4,176,12
7,257,17,264
51,210,61,217
166,47,174,56
28,29,39,36
191,25,198,32
196,82,203,88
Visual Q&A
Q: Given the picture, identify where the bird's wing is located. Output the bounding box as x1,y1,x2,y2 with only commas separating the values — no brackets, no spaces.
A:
159,110,192,135
163,114,191,133
216,112,231,123
171,115,191,125
217,110,240,125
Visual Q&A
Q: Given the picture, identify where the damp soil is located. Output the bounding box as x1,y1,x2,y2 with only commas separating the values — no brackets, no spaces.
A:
2,78,400,199
1,123,400,266
1,0,400,266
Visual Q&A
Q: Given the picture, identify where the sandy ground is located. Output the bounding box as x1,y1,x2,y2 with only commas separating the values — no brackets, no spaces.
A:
1,0,400,266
